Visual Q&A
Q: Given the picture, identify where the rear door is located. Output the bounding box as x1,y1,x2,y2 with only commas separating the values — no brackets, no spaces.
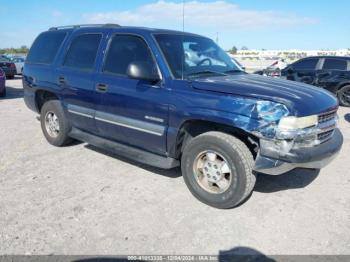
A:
94,34,169,155
287,58,319,85
317,58,349,91
55,30,106,133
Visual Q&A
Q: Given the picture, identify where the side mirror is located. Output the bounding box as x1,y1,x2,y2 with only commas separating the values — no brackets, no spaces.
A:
287,67,294,74
127,61,160,82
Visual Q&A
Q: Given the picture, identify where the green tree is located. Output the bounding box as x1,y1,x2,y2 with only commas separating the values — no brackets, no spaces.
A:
229,46,238,54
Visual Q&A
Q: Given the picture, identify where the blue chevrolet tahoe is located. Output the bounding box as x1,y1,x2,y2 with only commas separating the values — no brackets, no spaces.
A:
23,24,343,208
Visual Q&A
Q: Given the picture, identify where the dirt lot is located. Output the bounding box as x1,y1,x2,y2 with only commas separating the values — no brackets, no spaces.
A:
0,78,349,256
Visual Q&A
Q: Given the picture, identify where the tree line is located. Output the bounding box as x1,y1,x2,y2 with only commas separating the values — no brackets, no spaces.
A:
0,46,29,55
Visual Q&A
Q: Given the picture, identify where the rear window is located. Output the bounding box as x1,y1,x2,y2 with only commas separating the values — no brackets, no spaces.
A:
63,34,102,70
26,31,67,64
323,59,347,70
293,59,318,70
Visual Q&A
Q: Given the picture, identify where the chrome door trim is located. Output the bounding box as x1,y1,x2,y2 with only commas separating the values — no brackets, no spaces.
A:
66,104,165,136
67,104,94,118
95,111,165,136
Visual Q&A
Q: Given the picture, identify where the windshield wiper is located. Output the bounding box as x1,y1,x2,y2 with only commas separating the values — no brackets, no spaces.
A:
224,69,244,74
187,70,228,78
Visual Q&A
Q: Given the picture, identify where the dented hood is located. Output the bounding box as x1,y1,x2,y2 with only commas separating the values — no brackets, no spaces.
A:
191,73,338,116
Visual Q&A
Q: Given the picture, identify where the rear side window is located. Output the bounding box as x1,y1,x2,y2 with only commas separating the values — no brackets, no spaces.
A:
103,35,155,76
293,59,318,70
323,59,347,70
63,34,102,70
26,31,67,64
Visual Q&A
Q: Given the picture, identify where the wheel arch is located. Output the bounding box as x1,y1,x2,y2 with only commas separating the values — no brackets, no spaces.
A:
35,89,60,113
172,119,259,160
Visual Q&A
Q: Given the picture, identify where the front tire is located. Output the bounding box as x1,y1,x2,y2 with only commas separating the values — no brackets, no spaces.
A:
40,100,72,146
181,131,256,209
337,85,350,107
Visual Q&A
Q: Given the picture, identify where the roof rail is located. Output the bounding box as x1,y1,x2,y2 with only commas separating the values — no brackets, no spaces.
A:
49,24,121,31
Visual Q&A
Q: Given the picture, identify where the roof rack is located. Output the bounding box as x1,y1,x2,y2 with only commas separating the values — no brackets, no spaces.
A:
49,24,121,31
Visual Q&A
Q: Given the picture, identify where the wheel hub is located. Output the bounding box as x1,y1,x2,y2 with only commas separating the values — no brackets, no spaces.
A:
203,160,223,183
44,111,60,138
193,151,233,194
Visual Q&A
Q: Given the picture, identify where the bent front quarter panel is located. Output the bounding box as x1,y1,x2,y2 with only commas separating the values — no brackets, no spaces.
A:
166,80,264,157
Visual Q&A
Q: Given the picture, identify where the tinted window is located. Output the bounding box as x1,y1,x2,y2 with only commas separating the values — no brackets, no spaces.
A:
323,59,347,70
27,31,67,64
293,59,318,70
64,34,102,70
103,35,155,75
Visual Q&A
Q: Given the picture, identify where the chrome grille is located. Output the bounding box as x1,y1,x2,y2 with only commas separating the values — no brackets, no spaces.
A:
318,111,337,124
317,109,337,144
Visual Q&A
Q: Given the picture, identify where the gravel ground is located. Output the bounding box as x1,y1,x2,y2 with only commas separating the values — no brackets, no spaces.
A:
0,78,349,256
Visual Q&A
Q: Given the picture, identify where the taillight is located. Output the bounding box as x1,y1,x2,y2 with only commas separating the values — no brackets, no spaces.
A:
9,63,16,69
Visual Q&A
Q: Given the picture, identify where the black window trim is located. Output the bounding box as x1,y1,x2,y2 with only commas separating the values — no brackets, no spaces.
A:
101,32,162,80
26,31,68,65
61,32,104,72
322,58,348,71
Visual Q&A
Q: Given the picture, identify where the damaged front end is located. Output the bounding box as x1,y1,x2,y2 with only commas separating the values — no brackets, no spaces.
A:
242,101,343,175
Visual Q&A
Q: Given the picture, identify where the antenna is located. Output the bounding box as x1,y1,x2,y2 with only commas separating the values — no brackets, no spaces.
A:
182,0,185,33
181,0,185,80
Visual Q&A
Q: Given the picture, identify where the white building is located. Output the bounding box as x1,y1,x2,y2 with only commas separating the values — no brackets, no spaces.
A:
235,49,350,60
231,49,350,72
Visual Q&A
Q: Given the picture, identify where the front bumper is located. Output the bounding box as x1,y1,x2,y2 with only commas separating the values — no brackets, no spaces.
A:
254,128,343,175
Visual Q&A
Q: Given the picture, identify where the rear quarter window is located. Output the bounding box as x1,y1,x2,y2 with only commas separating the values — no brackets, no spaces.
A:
26,31,67,64
323,59,348,71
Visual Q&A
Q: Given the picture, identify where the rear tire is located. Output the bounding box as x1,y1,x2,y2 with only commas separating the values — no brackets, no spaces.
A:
40,100,73,146
181,131,256,209
337,85,350,107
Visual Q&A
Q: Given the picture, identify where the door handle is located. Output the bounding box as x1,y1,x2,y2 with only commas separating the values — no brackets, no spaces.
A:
58,76,66,84
96,83,108,92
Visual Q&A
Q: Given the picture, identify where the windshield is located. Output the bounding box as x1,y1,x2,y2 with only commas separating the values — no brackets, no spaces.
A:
154,34,242,79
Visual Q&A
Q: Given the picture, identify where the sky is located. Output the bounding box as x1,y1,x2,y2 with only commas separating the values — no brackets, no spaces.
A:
0,0,349,50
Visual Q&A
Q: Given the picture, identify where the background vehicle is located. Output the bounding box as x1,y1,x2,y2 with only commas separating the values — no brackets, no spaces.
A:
23,25,342,209
227,54,246,71
0,56,16,79
254,68,281,78
254,58,288,78
281,56,350,107
0,68,5,97
11,57,25,75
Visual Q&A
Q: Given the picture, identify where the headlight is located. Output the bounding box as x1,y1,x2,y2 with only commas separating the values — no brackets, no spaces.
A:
278,115,318,130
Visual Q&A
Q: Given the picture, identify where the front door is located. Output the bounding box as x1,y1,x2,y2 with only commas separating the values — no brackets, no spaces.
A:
288,58,319,85
94,34,169,155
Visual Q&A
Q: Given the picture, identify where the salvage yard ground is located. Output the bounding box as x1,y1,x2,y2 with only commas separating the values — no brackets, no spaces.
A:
0,78,349,255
